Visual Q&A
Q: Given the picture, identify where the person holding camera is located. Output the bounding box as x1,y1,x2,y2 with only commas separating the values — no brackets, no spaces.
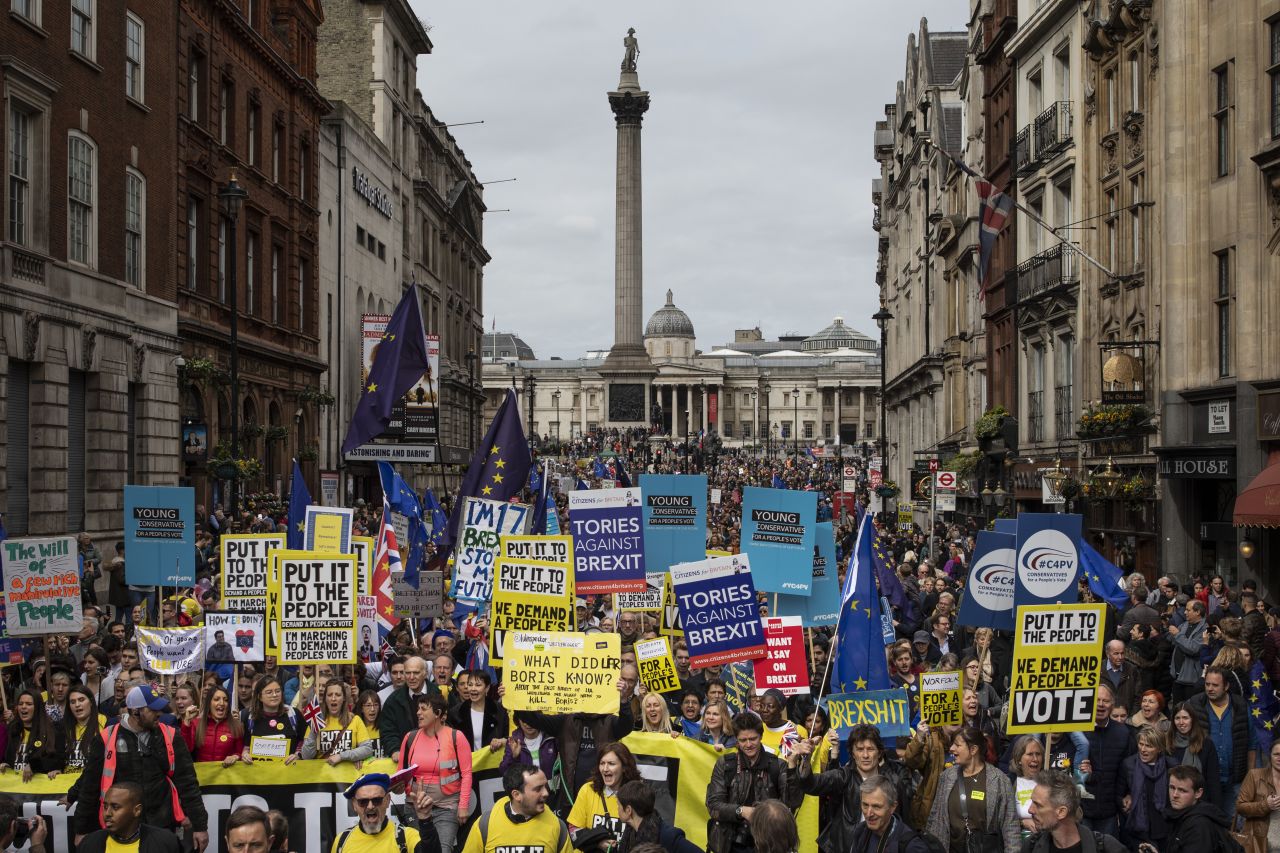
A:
0,795,47,853
1169,601,1209,705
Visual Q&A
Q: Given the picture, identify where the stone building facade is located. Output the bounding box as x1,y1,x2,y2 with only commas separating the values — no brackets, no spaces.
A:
1,0,182,538
176,0,328,505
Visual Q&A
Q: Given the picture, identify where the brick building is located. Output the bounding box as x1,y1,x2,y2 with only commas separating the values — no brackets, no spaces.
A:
1,1,181,538
176,0,329,507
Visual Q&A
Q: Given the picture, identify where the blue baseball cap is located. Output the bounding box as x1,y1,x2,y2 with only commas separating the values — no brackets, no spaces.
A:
125,685,168,711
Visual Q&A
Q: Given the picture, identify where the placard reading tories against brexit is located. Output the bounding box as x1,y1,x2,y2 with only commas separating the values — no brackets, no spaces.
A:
304,506,354,554
503,631,621,714
639,474,707,572
920,670,962,726
635,637,681,694
276,553,357,664
137,626,204,675
204,611,265,662
221,534,285,611
1007,603,1106,734
1,536,82,635
616,573,664,611
123,485,196,585
568,487,645,593
756,616,809,696
774,521,840,628
740,487,817,595
956,530,1016,631
669,554,766,668
1014,513,1083,608
489,536,574,667
453,498,531,604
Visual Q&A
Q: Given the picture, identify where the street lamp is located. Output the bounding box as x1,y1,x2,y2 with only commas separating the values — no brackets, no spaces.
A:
465,347,478,452
791,386,800,456
762,374,772,457
552,390,561,442
872,303,894,479
218,170,248,521
525,374,536,445
835,380,843,467
749,390,758,453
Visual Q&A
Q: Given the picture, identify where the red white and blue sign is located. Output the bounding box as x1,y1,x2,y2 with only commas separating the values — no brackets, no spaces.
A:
670,554,766,668
567,487,646,594
1013,513,1083,608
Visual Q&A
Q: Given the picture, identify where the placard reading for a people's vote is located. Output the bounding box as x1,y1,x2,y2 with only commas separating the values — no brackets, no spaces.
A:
1007,603,1105,734
503,631,620,714
567,488,645,593
826,689,912,738
453,498,530,604
220,534,285,611
669,554,765,667
635,637,681,694
1,536,81,635
919,670,962,726
276,553,357,664
489,538,574,667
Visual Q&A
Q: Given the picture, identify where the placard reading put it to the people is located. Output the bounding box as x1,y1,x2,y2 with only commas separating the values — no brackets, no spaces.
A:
567,487,646,594
504,631,621,714
272,552,357,665
919,670,962,726
635,637,681,694
220,533,285,612
488,537,574,668
1006,602,1105,734
669,554,765,668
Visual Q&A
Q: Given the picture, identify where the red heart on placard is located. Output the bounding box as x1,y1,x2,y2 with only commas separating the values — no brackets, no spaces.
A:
235,630,254,651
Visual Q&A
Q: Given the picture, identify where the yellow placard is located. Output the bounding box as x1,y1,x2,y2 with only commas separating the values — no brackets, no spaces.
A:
269,550,358,665
660,573,683,637
635,637,681,694
1006,603,1105,734
503,630,620,714
919,670,962,726
488,536,574,668
304,505,352,553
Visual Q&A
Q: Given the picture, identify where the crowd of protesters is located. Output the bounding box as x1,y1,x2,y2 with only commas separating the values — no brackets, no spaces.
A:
0,427,1271,853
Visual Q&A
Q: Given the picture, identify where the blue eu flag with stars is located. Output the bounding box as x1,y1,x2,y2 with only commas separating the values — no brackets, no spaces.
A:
443,388,532,554
1080,542,1129,608
287,460,312,551
832,514,892,693
378,461,429,587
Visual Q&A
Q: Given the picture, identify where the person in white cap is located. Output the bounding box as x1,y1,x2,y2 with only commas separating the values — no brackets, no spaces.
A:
74,685,208,852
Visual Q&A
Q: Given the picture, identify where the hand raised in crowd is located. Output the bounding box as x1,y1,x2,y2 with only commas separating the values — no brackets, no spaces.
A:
915,720,930,741
792,737,816,757
412,781,435,821
489,737,505,752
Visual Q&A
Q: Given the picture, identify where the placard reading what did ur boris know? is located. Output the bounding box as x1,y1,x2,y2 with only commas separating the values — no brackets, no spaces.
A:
1006,603,1105,734
276,553,357,664
503,631,621,715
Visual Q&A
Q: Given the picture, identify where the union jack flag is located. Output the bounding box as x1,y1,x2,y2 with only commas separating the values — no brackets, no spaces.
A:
373,506,400,644
976,180,1014,294
302,691,324,735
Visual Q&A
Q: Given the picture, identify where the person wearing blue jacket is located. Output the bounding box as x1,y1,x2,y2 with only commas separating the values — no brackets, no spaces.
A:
1081,682,1136,837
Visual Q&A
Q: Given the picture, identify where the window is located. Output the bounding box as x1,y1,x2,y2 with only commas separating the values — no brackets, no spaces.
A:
271,245,281,323
1216,249,1233,377
803,422,814,439
8,105,30,245
297,257,307,329
781,421,792,439
1128,50,1143,113
298,139,309,200
186,196,200,290
1028,342,1045,443
1027,192,1045,254
1054,175,1072,233
823,422,833,439
741,422,752,439
245,232,257,315
126,13,144,102
1214,64,1232,178
217,217,227,302
1104,188,1118,270
71,0,93,59
1270,21,1280,139
219,79,232,146
1054,334,1074,439
188,47,203,122
1027,67,1043,117
272,123,281,182
247,102,258,166
1129,175,1144,269
1104,68,1117,130
11,0,38,24
67,134,95,266
356,224,365,245
377,241,385,261
723,423,733,438
124,169,144,287
1054,44,1070,102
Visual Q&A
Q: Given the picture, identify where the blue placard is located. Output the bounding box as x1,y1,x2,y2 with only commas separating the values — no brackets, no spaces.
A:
639,474,707,570
740,487,817,595
669,554,765,668
1014,512,1083,608
956,530,1017,631
122,485,196,586
567,487,645,594
774,521,840,627
825,688,913,738
0,596,24,664
993,518,1017,535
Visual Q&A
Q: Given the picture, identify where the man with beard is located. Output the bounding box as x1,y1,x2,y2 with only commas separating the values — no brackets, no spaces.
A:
333,773,440,853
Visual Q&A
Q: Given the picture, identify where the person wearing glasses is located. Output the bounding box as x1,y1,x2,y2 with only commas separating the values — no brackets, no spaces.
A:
333,772,440,853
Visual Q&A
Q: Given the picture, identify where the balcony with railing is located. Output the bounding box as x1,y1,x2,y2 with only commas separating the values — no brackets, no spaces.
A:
1034,101,1074,160
1054,385,1074,439
1027,390,1044,444
1016,243,1079,303
1013,126,1032,176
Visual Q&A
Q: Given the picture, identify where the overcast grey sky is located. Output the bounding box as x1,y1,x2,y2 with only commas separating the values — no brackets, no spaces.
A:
409,2,968,359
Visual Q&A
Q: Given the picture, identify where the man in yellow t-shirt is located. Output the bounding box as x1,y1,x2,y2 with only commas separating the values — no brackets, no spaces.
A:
73,781,179,853
461,766,573,853
331,773,441,853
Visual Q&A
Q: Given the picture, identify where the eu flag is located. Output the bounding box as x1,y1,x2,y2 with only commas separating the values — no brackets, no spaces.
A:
443,388,532,554
1080,542,1129,608
341,285,432,454
531,462,549,536
378,461,428,587
832,515,893,693
771,473,787,490
872,531,911,621
287,460,312,551
613,456,632,488
422,488,448,548
593,458,609,480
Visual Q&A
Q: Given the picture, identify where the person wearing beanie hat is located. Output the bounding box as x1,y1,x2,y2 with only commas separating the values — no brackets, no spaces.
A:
337,772,441,853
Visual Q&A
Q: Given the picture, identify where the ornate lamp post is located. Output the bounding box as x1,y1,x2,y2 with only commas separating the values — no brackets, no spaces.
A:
217,171,248,520
872,303,894,481
792,385,800,456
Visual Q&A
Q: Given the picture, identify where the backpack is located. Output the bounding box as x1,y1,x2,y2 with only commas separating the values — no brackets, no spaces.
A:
335,823,407,853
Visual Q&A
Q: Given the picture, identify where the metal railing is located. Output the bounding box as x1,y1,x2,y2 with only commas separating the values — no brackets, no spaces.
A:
1027,390,1044,444
1054,385,1074,438
1034,101,1074,159
1013,127,1032,176
1016,243,1079,303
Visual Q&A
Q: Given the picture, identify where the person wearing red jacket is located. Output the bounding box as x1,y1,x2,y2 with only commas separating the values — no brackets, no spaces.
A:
181,685,243,765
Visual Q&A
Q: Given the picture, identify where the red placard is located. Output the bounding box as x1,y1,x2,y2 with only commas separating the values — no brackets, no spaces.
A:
755,616,810,696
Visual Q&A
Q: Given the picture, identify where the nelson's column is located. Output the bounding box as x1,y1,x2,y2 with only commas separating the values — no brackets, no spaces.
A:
600,28,657,427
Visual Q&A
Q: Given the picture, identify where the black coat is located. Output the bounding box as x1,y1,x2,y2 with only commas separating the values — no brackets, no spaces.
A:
705,751,800,853
798,757,915,852
446,697,509,751
77,825,181,853
1186,692,1252,784
74,722,207,835
1164,800,1231,853
850,817,934,853
1081,719,1136,821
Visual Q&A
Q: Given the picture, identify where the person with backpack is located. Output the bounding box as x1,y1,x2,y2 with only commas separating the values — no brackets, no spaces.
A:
396,693,472,853
72,686,208,851
849,775,936,853
330,772,441,853
1022,770,1127,853
1157,765,1234,853
615,779,702,853
461,765,574,853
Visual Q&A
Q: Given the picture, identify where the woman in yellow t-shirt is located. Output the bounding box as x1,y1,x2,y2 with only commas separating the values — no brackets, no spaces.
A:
567,742,642,849
58,685,105,809
299,679,374,766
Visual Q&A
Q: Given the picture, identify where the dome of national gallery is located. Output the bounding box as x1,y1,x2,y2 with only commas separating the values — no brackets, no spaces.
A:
644,290,695,338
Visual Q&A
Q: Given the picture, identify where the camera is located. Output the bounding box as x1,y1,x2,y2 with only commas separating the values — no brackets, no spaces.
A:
11,818,32,848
